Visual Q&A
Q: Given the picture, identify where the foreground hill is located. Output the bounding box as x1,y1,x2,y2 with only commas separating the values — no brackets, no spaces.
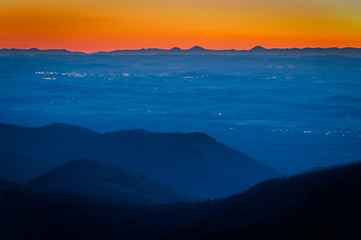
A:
175,162,361,239
0,162,360,239
0,122,280,198
27,159,191,205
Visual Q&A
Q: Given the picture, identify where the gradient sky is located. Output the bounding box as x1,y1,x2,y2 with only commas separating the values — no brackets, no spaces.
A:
1,0,361,52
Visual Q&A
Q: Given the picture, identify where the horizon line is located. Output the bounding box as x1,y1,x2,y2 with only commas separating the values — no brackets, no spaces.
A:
1,45,361,54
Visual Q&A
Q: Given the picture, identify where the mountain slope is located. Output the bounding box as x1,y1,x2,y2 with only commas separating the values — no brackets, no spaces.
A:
0,178,19,190
179,162,361,239
0,162,360,239
0,146,56,183
0,122,280,198
26,159,191,205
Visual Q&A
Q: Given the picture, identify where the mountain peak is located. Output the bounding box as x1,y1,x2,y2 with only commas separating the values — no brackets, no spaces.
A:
28,48,40,51
188,46,206,51
170,47,182,51
250,46,266,51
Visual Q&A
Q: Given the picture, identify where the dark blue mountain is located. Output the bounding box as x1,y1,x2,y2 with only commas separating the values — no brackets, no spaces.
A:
0,177,19,190
0,122,280,198
0,162,360,239
27,159,191,204
187,46,207,52
250,46,266,51
0,146,55,183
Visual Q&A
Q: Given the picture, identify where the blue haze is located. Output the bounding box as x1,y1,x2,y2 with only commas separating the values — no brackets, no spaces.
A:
0,50,360,174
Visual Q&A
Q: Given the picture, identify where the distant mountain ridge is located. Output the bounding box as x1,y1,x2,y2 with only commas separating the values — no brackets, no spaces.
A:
1,46,360,56
0,122,280,199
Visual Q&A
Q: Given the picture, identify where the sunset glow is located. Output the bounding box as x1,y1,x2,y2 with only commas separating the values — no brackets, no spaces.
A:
1,0,361,52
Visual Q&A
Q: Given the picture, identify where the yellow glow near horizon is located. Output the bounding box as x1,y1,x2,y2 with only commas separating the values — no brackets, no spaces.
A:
0,0,360,52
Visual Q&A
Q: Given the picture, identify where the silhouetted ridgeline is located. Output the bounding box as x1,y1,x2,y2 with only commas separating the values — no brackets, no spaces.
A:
0,162,360,239
0,122,280,199
1,46,361,56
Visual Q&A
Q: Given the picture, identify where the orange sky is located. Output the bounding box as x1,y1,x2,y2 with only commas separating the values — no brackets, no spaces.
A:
1,0,360,53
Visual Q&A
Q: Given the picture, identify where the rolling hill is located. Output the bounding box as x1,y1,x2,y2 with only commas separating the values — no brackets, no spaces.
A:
0,122,280,198
26,159,191,205
0,162,360,239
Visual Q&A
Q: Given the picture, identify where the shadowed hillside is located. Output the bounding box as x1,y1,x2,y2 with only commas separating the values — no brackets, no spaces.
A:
0,122,280,198
172,162,361,239
0,162,360,239
27,159,192,204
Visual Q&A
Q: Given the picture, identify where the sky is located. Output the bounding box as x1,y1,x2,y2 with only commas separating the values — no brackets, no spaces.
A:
1,0,361,52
